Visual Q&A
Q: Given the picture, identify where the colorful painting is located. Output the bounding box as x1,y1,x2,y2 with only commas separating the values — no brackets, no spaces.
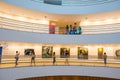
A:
60,48,70,58
98,48,103,59
78,47,88,59
115,49,120,57
42,46,53,58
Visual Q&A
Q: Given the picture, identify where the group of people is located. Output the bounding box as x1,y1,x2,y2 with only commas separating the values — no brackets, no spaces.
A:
14,51,107,66
65,23,82,34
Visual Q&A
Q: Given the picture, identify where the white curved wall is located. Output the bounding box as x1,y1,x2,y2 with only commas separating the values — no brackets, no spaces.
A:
0,66,120,80
0,28,120,44
1,17,120,35
3,0,120,14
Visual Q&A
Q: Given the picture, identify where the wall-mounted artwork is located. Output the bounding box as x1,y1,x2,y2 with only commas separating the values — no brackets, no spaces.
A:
49,22,55,34
98,48,103,59
78,47,88,59
115,49,120,57
60,48,70,58
24,49,34,56
42,46,53,58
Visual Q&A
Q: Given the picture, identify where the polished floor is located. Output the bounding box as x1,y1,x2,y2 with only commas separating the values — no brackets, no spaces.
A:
0,60,120,68
18,75,120,80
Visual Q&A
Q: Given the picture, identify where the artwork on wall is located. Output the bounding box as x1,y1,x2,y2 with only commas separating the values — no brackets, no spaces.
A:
24,49,34,56
49,22,55,34
115,49,120,57
42,46,53,58
98,48,103,59
60,48,70,58
78,47,88,59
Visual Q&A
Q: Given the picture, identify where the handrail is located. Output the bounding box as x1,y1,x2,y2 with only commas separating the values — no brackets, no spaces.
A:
82,23,120,34
0,17,49,33
0,17,120,34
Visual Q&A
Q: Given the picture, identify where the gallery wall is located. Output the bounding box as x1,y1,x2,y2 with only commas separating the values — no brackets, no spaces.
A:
0,41,120,58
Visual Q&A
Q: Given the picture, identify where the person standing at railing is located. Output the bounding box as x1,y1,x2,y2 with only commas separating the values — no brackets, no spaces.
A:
15,51,20,66
53,52,56,65
103,52,107,66
65,25,69,34
69,25,73,34
73,22,77,34
65,50,69,65
31,51,36,66
77,26,82,34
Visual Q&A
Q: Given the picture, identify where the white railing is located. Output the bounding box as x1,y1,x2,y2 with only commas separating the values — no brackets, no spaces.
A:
82,24,120,34
0,17,120,34
0,17,49,33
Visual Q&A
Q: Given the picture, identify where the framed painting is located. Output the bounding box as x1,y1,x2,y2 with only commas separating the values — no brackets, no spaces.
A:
42,46,53,58
60,48,70,58
78,47,88,59
24,49,34,56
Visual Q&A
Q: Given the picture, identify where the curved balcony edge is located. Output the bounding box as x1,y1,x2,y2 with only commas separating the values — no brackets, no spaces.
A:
0,66,120,80
0,28,120,44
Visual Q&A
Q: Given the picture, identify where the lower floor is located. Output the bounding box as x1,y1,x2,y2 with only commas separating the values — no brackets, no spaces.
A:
0,65,120,80
0,59,120,68
0,40,120,68
18,75,120,80
0,40,120,58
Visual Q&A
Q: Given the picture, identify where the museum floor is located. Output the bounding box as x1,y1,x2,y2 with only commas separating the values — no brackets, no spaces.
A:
18,75,120,80
0,60,120,68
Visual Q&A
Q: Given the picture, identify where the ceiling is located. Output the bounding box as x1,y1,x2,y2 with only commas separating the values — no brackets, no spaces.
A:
0,2,120,26
2,0,120,14
33,0,118,6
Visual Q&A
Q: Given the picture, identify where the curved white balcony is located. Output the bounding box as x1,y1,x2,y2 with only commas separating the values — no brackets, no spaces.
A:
0,66,120,80
0,17,120,35
0,28,120,44
0,17,49,33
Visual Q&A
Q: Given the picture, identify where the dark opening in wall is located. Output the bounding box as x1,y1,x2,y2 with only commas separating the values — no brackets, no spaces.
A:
44,0,62,5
